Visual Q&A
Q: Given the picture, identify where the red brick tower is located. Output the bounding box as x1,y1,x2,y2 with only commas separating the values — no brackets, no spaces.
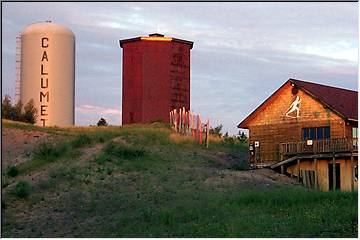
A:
119,33,193,124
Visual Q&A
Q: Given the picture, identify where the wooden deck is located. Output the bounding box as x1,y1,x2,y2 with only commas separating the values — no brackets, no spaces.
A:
279,138,357,157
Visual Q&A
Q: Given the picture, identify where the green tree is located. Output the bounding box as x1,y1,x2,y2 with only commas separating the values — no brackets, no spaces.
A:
12,100,23,121
2,96,37,124
97,118,108,126
237,131,248,143
23,99,37,124
209,124,223,137
2,95,12,119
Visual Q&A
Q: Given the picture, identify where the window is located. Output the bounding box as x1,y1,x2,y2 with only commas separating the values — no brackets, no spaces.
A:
324,127,330,139
316,127,324,139
352,127,358,147
302,126,330,140
302,128,309,140
309,128,316,140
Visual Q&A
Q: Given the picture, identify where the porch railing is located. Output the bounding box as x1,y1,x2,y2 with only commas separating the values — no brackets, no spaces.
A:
279,138,357,156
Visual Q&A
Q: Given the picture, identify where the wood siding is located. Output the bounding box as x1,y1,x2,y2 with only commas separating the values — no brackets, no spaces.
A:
247,82,351,164
287,159,358,192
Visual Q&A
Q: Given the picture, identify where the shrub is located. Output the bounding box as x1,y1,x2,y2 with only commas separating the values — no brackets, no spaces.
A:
223,136,235,145
2,95,12,119
7,165,19,177
49,167,77,181
104,142,145,159
94,153,111,165
229,160,249,171
12,181,31,198
71,134,92,148
1,96,37,124
18,142,69,174
33,142,65,161
22,99,37,124
209,124,223,137
237,131,248,143
97,118,108,126
12,100,23,122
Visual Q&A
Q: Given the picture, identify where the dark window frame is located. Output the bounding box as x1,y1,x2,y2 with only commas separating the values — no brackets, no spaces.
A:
302,126,330,141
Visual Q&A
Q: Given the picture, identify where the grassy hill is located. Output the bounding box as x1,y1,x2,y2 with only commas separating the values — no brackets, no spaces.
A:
1,120,358,237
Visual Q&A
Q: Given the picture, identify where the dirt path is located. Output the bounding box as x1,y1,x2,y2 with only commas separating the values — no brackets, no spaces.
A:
2,127,300,189
204,168,301,189
2,128,64,171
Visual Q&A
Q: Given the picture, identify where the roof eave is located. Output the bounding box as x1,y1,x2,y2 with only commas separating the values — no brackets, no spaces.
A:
237,79,292,128
238,78,358,128
172,38,194,49
237,122,248,129
119,37,194,49
347,118,358,122
119,37,141,48
289,79,350,121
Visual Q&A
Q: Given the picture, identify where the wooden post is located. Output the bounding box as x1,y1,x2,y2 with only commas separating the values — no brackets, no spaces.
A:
174,109,177,132
281,165,284,174
196,114,200,142
179,108,182,132
351,152,354,192
314,158,318,189
191,112,195,139
182,107,186,133
187,111,190,134
297,158,300,181
332,154,336,191
206,118,210,148
169,111,172,126
184,110,187,134
199,115,203,145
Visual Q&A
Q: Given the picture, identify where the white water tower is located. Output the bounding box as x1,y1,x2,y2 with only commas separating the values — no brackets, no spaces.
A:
20,21,75,127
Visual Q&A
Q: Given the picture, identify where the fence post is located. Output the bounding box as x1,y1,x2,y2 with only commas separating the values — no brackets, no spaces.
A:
199,114,203,145
191,112,195,140
188,111,191,128
206,118,210,148
169,110,209,147
174,109,178,132
169,111,172,127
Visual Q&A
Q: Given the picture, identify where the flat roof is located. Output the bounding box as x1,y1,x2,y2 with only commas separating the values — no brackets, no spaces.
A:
119,33,194,49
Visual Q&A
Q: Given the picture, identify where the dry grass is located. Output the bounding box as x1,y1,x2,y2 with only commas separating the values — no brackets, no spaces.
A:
1,121,357,238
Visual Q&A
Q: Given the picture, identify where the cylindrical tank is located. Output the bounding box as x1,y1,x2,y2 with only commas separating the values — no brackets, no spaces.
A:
20,21,75,127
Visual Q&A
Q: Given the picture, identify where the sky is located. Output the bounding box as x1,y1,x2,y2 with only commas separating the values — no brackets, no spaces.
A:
2,2,358,134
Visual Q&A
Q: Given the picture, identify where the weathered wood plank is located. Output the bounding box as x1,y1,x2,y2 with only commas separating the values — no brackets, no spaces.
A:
297,159,300,181
351,153,354,192
280,138,355,156
314,158,318,189
332,154,336,191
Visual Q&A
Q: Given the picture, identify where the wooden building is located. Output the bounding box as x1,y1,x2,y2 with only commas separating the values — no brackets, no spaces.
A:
238,78,358,191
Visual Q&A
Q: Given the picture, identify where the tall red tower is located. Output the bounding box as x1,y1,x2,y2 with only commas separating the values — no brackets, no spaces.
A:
120,33,193,124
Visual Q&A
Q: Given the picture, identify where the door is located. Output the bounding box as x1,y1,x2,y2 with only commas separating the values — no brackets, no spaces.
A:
328,163,340,190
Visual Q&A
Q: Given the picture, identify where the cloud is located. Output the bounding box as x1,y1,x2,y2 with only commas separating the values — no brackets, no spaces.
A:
2,2,358,134
75,104,121,126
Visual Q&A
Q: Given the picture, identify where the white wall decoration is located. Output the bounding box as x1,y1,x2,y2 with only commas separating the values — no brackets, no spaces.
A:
285,96,302,118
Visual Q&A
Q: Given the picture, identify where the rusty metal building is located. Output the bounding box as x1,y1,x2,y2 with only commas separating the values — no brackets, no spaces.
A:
119,33,193,124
